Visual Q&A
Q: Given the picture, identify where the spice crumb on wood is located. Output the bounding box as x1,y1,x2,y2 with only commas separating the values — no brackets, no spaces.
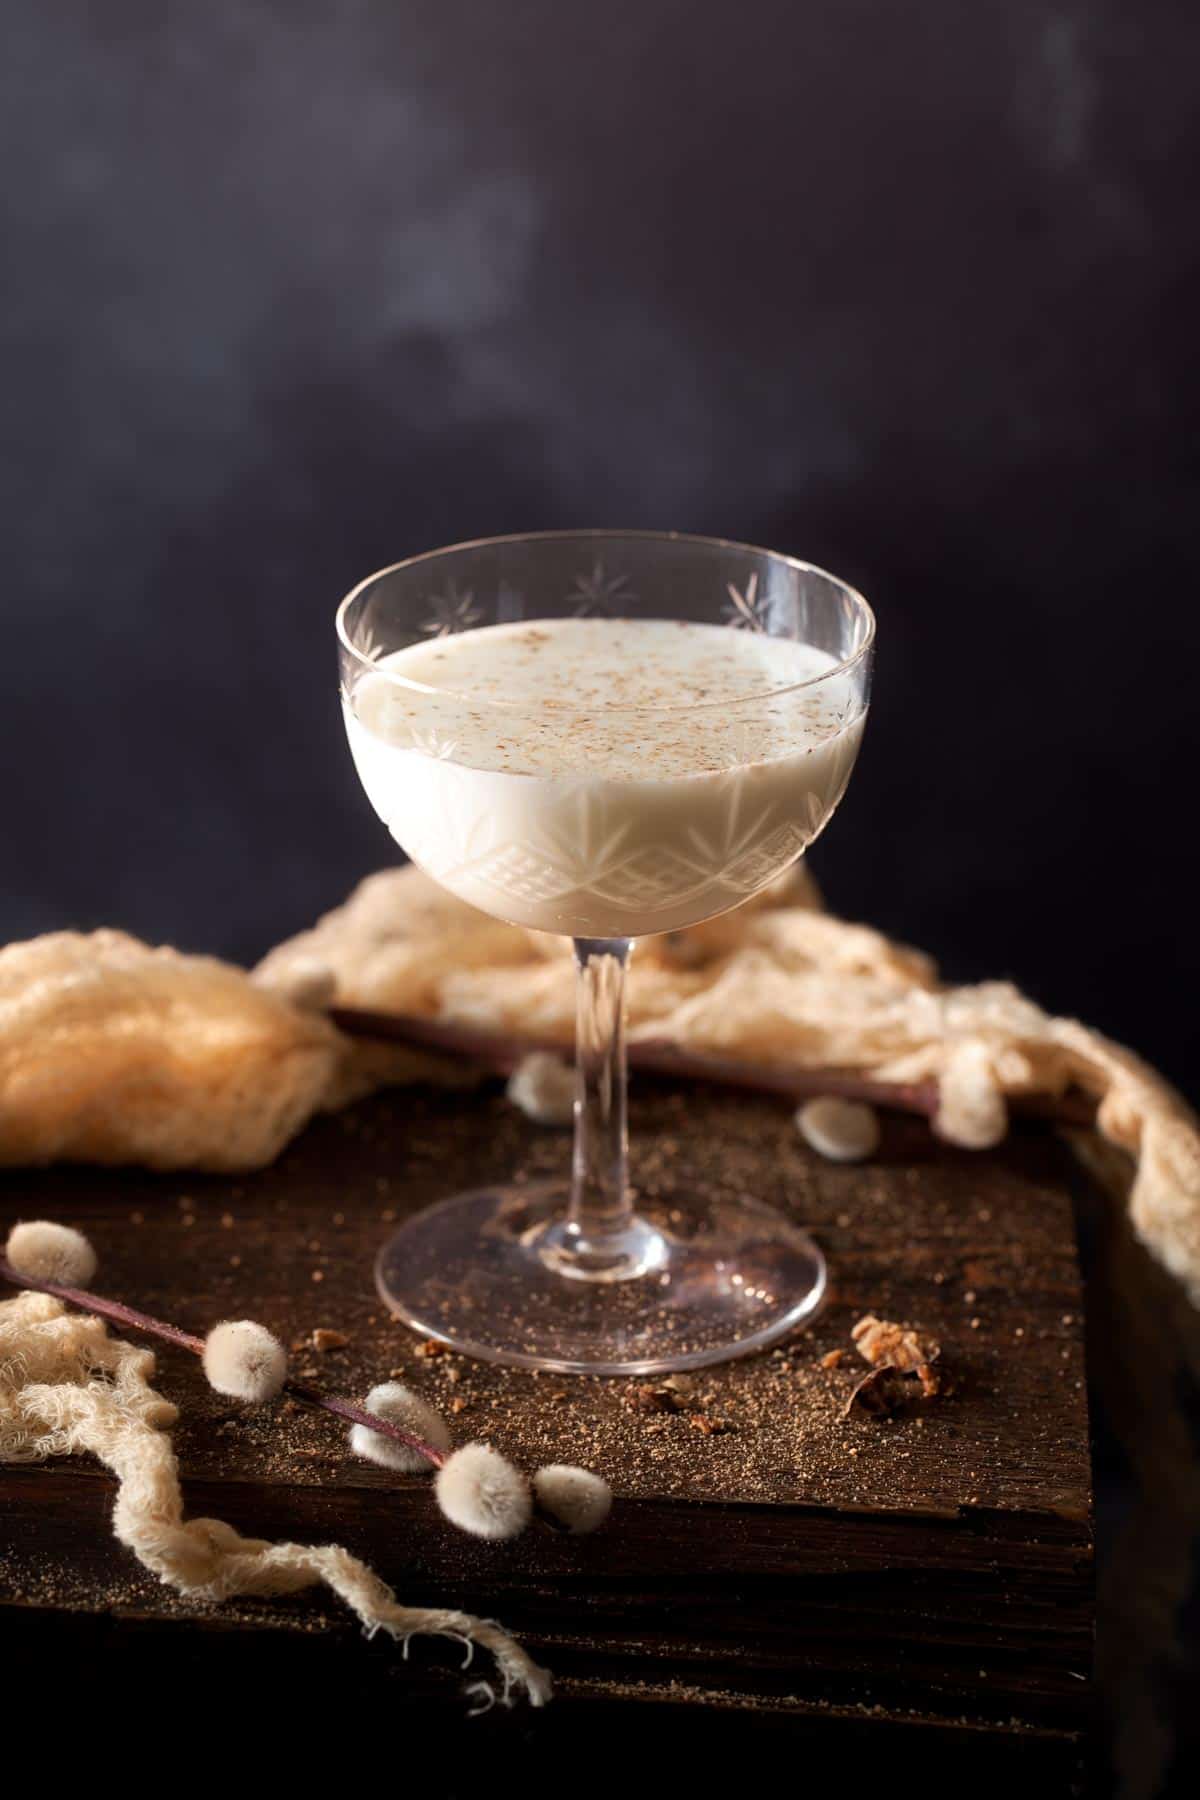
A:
627,1382,684,1414
0,1086,1090,1526
851,1313,942,1397
311,1328,349,1352
844,1366,913,1419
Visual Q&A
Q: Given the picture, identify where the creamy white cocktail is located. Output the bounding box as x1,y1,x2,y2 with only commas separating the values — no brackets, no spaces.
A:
344,617,864,937
337,535,875,1373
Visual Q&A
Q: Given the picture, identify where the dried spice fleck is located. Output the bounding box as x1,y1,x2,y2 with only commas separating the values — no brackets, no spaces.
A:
851,1314,941,1397
844,1366,911,1419
627,1382,683,1414
33,1081,1087,1539
311,1328,349,1352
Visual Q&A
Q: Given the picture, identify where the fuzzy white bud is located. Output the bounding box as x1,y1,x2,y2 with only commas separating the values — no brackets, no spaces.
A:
533,1464,613,1535
271,958,338,1012
435,1442,531,1540
202,1319,288,1402
507,1052,576,1125
5,1220,98,1288
796,1096,880,1163
348,1382,452,1473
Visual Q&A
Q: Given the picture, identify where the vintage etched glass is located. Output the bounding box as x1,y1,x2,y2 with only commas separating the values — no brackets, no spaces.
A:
337,531,874,1372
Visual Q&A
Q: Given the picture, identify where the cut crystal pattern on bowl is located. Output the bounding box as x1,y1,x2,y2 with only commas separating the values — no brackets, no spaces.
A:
586,846,715,908
456,842,582,905
420,582,484,637
720,821,812,890
565,560,638,618
722,571,768,631
379,713,862,934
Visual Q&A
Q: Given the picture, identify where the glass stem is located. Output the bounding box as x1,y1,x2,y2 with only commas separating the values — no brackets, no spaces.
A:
568,937,634,1256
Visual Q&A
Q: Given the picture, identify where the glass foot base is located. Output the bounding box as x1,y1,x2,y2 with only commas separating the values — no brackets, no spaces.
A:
375,1182,826,1375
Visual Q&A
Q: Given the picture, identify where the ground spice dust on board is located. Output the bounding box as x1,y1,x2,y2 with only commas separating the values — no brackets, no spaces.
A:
15,1080,1087,1521
167,1302,964,1510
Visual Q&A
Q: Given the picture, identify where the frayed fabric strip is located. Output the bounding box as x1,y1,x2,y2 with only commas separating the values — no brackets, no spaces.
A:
0,1290,551,1707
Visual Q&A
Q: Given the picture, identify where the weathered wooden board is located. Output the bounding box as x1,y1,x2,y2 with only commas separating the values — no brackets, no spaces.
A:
0,1081,1094,1782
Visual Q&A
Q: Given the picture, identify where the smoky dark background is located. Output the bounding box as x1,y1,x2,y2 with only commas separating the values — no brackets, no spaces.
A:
3,9,1200,1790
1,0,1197,1093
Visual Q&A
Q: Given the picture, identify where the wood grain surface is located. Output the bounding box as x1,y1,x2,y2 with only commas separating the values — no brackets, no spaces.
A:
0,1081,1095,1784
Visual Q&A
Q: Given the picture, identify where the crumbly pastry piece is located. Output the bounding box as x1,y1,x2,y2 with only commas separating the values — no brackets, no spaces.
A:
0,930,341,1171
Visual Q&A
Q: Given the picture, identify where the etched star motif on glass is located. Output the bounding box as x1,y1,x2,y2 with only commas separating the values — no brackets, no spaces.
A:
420,581,484,637
722,571,768,631
565,560,637,618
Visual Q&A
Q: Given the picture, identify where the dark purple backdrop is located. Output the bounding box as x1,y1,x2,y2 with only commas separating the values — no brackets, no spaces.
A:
2,1,1197,1092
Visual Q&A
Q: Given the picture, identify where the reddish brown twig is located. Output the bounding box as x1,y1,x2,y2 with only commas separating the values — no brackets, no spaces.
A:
279,1380,445,1463
0,1257,447,1467
0,1259,206,1354
329,1005,1099,1129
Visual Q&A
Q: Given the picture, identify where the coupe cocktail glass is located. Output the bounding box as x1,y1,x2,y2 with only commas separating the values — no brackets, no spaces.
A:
337,531,874,1373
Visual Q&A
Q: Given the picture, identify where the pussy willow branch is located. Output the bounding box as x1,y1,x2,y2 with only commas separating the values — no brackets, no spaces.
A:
329,1006,1099,1129
0,1258,447,1467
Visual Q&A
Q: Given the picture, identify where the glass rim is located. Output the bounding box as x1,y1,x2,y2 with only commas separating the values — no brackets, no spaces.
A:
336,528,876,715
